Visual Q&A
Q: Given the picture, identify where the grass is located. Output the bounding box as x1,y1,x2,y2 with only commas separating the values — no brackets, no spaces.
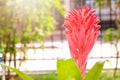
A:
100,70,120,80
31,72,57,80
30,70,120,80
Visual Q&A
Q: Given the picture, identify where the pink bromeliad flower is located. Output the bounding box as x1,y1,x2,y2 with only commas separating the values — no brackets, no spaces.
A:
64,6,101,78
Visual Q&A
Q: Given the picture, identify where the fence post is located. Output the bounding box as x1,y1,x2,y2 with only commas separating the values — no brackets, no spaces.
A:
0,48,5,80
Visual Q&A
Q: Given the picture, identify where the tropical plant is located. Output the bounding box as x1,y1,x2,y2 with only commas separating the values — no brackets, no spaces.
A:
1,63,33,80
0,0,65,75
94,0,120,77
57,5,107,80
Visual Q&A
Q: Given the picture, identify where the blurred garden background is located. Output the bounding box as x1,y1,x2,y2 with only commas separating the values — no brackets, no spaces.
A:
0,0,120,80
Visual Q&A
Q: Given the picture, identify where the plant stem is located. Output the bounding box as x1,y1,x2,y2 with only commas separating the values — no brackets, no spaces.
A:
113,40,119,77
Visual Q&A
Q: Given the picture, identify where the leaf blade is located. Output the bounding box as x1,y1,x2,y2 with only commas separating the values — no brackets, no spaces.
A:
1,64,33,80
84,60,107,80
57,59,82,80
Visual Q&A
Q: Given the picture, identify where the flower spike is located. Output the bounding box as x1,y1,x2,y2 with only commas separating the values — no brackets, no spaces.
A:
64,6,101,78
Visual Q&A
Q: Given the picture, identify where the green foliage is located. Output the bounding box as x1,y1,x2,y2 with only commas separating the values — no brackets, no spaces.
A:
0,0,65,75
102,28,113,42
32,72,57,80
100,71,120,80
57,59,82,80
94,0,105,7
57,59,107,80
84,60,108,80
52,0,65,16
102,28,120,43
0,64,33,80
0,0,65,48
94,0,120,7
30,71,120,80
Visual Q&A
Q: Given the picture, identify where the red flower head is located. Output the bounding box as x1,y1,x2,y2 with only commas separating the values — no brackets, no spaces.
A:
64,6,101,78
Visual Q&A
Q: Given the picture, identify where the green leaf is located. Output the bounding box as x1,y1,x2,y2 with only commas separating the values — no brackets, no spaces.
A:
0,64,33,80
102,28,113,42
103,28,120,43
84,60,108,80
57,59,82,80
94,0,105,7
